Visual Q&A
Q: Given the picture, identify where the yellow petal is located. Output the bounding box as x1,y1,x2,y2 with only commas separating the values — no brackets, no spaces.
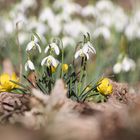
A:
0,73,10,85
62,64,69,73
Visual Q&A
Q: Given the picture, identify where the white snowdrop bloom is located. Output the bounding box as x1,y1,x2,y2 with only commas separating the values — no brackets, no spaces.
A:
53,0,81,15
75,42,96,59
99,13,113,27
41,55,59,68
62,36,75,48
125,23,137,41
122,57,136,72
64,20,89,38
45,43,60,55
83,41,96,54
39,8,55,22
25,60,35,71
49,17,62,36
82,5,97,17
113,7,128,32
113,63,122,74
36,22,47,36
18,32,28,45
4,20,13,34
75,47,89,60
96,0,114,12
26,40,41,53
20,0,37,10
93,26,111,40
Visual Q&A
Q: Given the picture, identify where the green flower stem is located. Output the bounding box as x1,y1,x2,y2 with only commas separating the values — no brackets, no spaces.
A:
78,57,85,95
61,42,64,79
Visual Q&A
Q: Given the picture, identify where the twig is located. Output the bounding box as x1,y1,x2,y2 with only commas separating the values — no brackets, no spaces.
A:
16,21,22,82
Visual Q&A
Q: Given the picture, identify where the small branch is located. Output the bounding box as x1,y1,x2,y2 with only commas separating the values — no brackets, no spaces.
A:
16,21,22,82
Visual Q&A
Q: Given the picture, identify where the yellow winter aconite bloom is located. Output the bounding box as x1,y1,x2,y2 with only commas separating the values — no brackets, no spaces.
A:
0,73,19,92
62,64,69,72
97,78,113,95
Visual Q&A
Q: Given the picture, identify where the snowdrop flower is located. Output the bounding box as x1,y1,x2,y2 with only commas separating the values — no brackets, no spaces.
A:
64,20,89,38
96,0,114,12
113,62,122,74
25,60,35,71
45,43,60,55
113,56,136,74
83,41,96,54
81,5,97,17
75,42,96,59
41,55,59,68
93,26,111,40
26,39,41,53
62,36,75,48
121,57,136,72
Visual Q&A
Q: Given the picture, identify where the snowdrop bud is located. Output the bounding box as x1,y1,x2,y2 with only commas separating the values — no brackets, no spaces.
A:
26,40,41,53
25,60,35,71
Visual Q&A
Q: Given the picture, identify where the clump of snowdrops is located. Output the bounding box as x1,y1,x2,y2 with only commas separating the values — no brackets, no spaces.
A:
22,33,113,103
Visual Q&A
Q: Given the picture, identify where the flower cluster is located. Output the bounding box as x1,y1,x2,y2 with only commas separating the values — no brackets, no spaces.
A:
23,33,113,103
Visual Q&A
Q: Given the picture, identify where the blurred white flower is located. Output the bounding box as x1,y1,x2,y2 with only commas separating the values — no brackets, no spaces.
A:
25,60,35,71
113,56,136,74
121,57,136,72
18,32,28,44
20,0,37,10
93,26,111,40
41,55,59,67
3,20,14,34
75,42,96,59
96,0,114,12
113,63,122,74
36,22,47,36
113,7,128,32
81,5,97,17
26,40,41,53
125,23,137,41
62,36,75,48
64,20,89,38
53,0,81,15
45,43,60,55
39,8,55,22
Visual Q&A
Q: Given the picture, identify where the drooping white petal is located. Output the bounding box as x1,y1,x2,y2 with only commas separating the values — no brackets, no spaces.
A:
41,55,59,67
44,45,50,53
26,41,34,51
84,52,89,59
74,50,81,59
41,57,48,66
50,43,60,55
25,60,35,71
36,43,42,53
51,56,59,67
25,62,28,71
82,45,89,53
87,41,96,54
113,63,122,74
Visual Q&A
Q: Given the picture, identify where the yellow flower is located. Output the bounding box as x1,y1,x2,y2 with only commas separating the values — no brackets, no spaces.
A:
62,64,69,73
0,73,19,92
51,66,56,73
97,78,113,95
